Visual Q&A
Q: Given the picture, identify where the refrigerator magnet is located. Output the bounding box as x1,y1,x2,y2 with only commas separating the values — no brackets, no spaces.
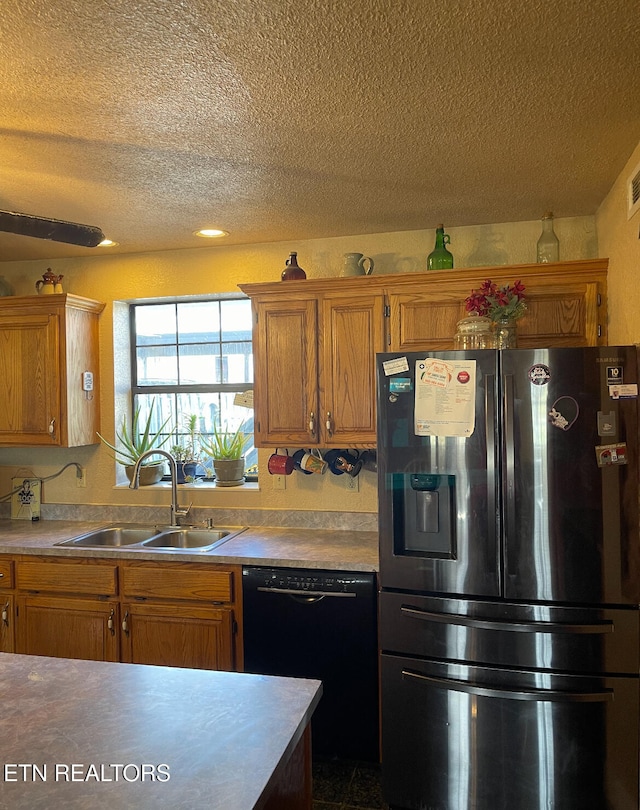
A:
528,364,551,385
609,383,638,399
382,357,409,376
595,443,628,467
548,396,579,431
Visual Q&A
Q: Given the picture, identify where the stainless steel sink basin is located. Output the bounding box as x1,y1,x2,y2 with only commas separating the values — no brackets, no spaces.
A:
55,524,246,552
56,526,162,548
141,529,234,551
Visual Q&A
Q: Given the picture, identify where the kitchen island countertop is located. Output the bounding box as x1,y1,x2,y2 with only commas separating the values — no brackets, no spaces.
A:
0,519,379,571
0,652,321,809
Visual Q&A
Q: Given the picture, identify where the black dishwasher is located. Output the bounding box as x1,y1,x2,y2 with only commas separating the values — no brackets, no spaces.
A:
242,566,379,762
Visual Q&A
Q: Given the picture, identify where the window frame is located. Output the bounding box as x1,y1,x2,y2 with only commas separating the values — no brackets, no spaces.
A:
128,294,256,481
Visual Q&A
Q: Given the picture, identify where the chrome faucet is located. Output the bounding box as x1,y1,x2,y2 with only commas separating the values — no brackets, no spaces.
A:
128,449,191,527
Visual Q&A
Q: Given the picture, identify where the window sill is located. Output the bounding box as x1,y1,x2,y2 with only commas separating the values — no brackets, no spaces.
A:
116,480,260,491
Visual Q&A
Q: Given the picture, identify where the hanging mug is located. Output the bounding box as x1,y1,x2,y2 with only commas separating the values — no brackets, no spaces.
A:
292,449,313,475
299,448,327,474
340,252,374,277
267,450,295,475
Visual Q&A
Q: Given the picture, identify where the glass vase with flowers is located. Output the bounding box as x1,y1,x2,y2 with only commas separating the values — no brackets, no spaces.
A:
464,279,527,348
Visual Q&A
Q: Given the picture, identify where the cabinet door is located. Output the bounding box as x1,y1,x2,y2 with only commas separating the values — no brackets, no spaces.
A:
0,595,15,653
253,297,319,446
16,595,119,662
516,280,602,347
121,602,234,671
320,292,386,446
389,275,605,351
0,313,61,444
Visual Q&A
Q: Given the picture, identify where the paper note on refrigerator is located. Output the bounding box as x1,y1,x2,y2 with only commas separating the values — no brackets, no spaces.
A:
414,358,477,437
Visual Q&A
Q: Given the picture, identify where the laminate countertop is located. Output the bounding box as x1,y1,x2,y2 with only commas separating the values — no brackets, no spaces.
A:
0,652,321,809
0,520,379,572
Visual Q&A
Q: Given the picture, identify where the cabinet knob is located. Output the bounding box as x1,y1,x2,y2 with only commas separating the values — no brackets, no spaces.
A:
2,602,9,626
325,412,333,436
122,611,129,634
309,411,316,436
48,418,56,436
107,608,115,635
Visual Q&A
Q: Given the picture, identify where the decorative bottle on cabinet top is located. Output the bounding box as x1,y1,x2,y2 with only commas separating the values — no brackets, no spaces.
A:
281,251,307,280
536,212,560,263
427,224,454,270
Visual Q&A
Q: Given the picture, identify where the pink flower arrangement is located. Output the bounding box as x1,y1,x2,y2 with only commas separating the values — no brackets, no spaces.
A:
465,279,527,321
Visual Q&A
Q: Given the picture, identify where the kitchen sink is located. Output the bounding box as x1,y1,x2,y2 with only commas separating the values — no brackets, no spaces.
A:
55,524,246,552
56,526,161,547
141,529,235,551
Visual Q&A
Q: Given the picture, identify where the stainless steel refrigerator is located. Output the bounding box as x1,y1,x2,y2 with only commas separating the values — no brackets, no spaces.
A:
376,347,640,810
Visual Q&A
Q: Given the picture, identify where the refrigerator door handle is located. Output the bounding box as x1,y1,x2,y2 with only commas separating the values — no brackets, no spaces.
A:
484,373,497,544
402,669,614,703
503,372,516,536
400,605,614,634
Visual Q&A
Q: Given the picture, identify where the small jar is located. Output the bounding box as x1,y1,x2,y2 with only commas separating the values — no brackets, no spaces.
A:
453,315,495,350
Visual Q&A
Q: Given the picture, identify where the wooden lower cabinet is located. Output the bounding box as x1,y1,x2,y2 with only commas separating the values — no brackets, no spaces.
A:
16,595,119,662
0,557,15,652
1,594,15,653
120,602,234,671
11,556,241,672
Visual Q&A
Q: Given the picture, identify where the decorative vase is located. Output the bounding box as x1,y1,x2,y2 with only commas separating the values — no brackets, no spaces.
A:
427,224,454,270
493,317,518,349
281,252,306,281
212,457,245,487
124,462,166,485
340,252,374,277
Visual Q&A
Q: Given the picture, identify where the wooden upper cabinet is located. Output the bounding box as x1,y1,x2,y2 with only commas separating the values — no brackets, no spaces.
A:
252,296,320,446
388,260,608,351
244,286,385,447
0,294,104,446
240,259,608,448
320,292,385,446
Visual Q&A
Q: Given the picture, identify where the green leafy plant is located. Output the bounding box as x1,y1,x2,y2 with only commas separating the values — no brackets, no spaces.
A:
97,400,172,466
199,421,250,460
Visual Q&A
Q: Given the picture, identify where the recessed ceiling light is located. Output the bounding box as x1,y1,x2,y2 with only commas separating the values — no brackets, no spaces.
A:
194,228,229,238
97,238,118,247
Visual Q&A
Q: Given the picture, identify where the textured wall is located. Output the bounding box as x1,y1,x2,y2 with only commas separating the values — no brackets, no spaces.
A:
0,214,598,517
596,139,640,345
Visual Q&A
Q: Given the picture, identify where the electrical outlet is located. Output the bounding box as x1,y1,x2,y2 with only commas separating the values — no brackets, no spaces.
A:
76,466,86,488
272,474,286,490
345,474,359,492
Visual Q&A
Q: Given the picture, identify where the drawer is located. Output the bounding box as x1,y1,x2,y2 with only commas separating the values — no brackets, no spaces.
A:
0,558,14,589
15,559,118,596
122,563,235,602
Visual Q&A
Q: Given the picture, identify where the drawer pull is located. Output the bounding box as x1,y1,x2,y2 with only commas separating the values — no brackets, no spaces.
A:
2,602,9,626
122,611,129,635
107,608,115,635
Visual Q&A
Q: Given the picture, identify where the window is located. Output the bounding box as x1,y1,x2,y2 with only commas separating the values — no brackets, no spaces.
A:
130,297,256,476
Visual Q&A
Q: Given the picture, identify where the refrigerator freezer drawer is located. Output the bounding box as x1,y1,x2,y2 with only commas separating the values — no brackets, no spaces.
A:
379,591,640,675
381,653,640,810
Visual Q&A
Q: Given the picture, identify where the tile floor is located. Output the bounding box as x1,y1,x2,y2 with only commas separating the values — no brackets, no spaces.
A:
312,758,388,810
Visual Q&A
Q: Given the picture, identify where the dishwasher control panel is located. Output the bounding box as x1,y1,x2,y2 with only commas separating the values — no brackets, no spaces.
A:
243,566,371,594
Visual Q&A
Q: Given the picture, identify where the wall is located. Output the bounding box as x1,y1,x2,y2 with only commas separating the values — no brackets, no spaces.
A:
0,215,597,524
596,139,640,345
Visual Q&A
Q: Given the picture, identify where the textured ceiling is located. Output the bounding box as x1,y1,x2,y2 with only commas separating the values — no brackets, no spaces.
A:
1,0,639,261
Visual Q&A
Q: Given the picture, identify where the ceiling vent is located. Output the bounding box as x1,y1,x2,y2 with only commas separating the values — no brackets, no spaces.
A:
628,162,640,219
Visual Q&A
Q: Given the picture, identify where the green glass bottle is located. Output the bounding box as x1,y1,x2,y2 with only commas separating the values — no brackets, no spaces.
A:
427,224,454,270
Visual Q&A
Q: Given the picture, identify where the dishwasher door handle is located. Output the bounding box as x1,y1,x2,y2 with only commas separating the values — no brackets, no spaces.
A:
256,586,357,598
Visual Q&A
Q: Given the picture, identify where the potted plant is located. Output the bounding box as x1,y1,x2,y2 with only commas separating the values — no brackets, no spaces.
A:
97,400,172,485
170,414,203,483
199,421,250,487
